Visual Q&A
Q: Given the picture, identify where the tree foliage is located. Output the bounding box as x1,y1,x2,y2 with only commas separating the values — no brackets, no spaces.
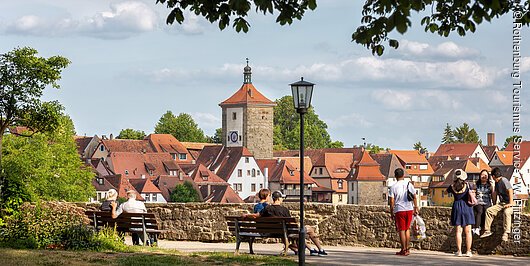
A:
0,47,70,198
503,135,522,150
170,181,201,202
365,143,388,154
207,128,223,144
156,0,529,55
442,123,481,144
154,111,207,142
1,114,95,213
413,141,426,153
117,128,146,140
273,96,341,150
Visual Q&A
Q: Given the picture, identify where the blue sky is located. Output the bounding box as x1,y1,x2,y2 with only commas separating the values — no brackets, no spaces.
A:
1,0,528,151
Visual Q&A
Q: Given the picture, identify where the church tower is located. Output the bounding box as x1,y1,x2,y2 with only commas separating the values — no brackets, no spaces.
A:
219,60,276,159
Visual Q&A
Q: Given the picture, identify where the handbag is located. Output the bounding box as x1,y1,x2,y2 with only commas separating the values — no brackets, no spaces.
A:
467,182,478,206
406,182,415,202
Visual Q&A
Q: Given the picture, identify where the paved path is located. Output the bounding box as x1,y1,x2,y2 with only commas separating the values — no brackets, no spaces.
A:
155,240,529,265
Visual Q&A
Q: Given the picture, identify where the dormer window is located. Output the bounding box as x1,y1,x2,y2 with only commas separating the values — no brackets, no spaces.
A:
171,153,177,160
289,170,294,176
125,170,129,176
245,157,250,163
179,154,187,160
100,145,105,151
97,178,104,185
338,179,343,189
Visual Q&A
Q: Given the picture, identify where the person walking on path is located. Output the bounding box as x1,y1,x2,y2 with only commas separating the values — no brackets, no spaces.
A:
447,169,475,257
389,168,419,256
473,170,494,235
480,167,514,242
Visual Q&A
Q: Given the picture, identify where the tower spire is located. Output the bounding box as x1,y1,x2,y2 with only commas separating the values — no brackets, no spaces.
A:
243,58,252,84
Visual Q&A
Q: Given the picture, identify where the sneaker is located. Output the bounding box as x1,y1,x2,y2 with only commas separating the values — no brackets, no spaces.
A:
318,249,328,256
472,228,480,235
465,251,473,257
309,249,319,256
454,251,462,257
502,233,509,242
480,231,493,238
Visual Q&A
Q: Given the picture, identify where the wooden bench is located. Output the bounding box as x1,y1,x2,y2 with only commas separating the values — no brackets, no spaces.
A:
226,215,299,255
85,210,162,246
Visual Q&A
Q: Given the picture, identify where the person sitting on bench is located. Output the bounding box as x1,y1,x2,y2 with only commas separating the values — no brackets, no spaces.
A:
246,191,327,256
111,190,147,245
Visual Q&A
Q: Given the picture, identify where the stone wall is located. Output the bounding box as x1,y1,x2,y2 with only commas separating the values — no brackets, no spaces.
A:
82,203,530,255
357,181,387,206
244,106,274,159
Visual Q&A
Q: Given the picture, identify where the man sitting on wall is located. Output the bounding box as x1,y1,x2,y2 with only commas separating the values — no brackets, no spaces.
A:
480,167,514,242
111,190,147,245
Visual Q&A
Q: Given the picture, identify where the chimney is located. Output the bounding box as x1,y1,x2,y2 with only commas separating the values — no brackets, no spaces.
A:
425,152,430,159
110,133,114,140
487,133,495,146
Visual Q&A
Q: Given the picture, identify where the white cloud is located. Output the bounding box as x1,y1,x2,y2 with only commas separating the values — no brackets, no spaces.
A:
148,57,500,89
191,112,221,129
2,1,159,39
371,89,461,111
399,40,480,59
521,56,530,73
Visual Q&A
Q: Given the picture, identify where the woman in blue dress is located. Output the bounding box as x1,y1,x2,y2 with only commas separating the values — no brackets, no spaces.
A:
447,169,475,257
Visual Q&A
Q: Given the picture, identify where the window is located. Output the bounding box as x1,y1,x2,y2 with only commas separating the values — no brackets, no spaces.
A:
98,178,104,185
260,184,263,189
232,112,237,120
144,194,150,202
125,170,129,176
247,170,251,176
238,169,242,177
251,184,256,192
171,153,177,160
152,193,157,202
339,194,343,202
149,170,153,176
233,183,242,192
319,168,323,175
257,170,261,176
179,154,187,160
100,145,105,151
338,180,343,189
251,169,256,177
383,193,386,200
245,157,249,163
419,164,428,170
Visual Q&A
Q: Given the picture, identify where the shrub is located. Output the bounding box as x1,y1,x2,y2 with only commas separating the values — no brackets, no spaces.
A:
0,201,88,249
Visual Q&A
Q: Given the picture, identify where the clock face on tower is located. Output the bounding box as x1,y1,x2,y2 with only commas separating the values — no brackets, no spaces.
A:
229,131,239,144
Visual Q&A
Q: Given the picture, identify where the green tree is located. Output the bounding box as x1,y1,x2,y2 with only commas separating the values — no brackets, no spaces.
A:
0,47,70,198
273,96,341,150
1,114,95,212
207,128,223,144
365,143,387,154
453,123,481,143
503,135,522,150
441,123,455,144
154,111,207,142
170,181,201,202
413,141,426,153
117,128,146,140
157,0,529,55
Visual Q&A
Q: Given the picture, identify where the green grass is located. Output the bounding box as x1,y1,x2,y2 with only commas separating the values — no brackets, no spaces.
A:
0,248,297,266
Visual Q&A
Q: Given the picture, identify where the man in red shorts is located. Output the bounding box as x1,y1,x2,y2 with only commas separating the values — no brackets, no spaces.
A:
389,168,419,256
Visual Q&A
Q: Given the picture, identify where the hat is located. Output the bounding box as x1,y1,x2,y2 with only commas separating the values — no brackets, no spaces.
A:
106,189,117,200
454,169,467,181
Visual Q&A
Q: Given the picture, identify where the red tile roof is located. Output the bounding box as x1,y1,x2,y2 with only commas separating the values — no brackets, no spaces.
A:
433,143,481,158
482,145,498,161
92,175,118,192
256,159,318,185
493,151,514,166
202,185,244,203
349,151,385,181
195,146,253,181
506,141,530,168
105,175,144,200
129,178,162,194
102,139,155,153
274,148,363,167
371,153,409,178
189,164,228,185
278,157,313,175
323,153,356,179
146,134,190,159
109,152,184,179
74,136,92,157
219,83,275,106
389,150,429,164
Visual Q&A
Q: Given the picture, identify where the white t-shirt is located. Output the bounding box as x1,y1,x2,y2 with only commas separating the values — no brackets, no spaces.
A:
389,180,416,213
115,198,147,216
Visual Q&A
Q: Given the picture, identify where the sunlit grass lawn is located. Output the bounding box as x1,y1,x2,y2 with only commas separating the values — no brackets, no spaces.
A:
0,247,298,266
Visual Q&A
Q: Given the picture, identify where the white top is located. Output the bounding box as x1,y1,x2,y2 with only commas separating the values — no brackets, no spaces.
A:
389,180,416,213
115,198,147,217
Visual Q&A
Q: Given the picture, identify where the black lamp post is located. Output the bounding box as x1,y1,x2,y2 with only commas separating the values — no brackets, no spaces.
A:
290,77,314,266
